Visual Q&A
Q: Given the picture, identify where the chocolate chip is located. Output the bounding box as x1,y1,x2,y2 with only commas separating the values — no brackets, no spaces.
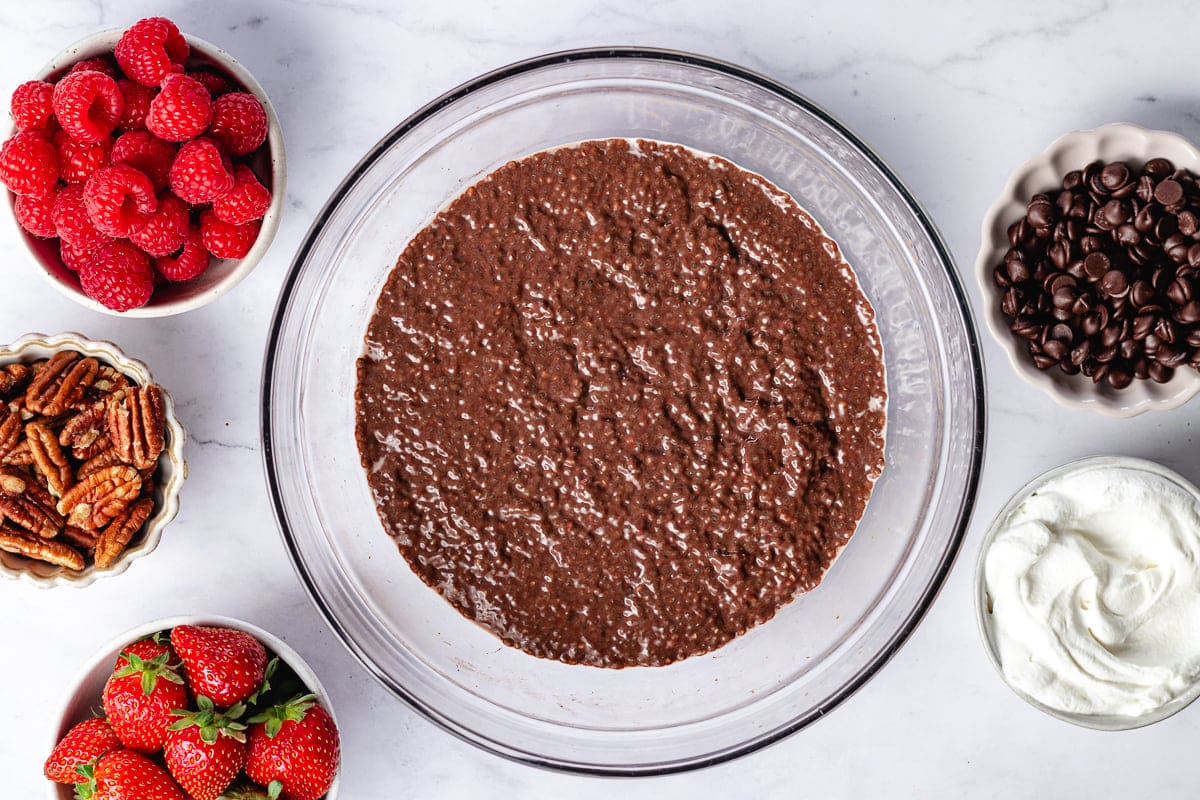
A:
1145,158,1174,178
1134,204,1158,232
1028,198,1056,228
1100,199,1129,228
1107,367,1133,389
1083,251,1111,280
1043,339,1069,360
1130,280,1155,308
1032,352,1058,370
1156,179,1185,207
1134,313,1157,339
1100,162,1130,191
1117,223,1141,246
1148,361,1174,383
1100,269,1129,297
1176,300,1200,324
1179,210,1199,237
1166,234,1191,263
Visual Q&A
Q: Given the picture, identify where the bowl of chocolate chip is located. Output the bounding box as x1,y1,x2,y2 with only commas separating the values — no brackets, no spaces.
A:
264,48,983,773
0,332,186,587
977,123,1200,416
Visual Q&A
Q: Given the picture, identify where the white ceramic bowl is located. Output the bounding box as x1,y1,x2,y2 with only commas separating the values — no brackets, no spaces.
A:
975,123,1200,417
3,28,286,317
974,455,1200,730
0,332,186,586
47,615,340,799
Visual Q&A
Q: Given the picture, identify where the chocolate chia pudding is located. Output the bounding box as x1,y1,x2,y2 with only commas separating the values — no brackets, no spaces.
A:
355,139,886,668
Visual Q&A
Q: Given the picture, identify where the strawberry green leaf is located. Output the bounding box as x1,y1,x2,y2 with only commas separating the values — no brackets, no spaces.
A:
267,781,282,800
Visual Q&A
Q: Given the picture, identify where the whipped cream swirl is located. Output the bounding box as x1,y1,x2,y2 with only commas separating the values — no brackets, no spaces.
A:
983,462,1200,717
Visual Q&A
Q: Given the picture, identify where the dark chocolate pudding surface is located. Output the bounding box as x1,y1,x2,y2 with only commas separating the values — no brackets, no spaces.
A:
355,139,886,668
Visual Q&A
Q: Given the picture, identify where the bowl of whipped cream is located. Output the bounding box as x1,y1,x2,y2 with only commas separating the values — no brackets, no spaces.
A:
976,455,1200,730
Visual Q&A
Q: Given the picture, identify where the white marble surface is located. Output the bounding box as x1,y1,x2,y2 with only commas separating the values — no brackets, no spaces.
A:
4,0,1200,796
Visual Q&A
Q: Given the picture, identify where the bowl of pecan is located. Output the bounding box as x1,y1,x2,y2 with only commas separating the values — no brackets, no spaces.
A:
0,17,285,316
0,332,185,585
976,123,1200,416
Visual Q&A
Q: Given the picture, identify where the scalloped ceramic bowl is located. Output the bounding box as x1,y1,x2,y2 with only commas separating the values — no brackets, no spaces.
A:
0,332,186,587
975,123,1200,417
2,29,286,317
47,614,340,800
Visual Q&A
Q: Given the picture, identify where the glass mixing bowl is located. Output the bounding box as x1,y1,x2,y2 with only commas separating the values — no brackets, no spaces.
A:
263,48,984,774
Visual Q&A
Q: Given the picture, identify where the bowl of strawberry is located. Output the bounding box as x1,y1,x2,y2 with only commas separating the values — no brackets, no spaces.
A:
1,17,285,316
45,617,339,800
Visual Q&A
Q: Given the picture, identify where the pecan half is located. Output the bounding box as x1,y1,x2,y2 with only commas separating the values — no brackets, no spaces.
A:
106,385,166,471
0,467,27,496
0,408,19,460
56,465,141,531
91,364,130,396
78,447,124,480
2,440,32,466
26,421,73,498
59,402,110,461
94,497,153,569
0,523,83,570
25,352,98,417
60,524,98,552
0,493,62,538
0,364,31,399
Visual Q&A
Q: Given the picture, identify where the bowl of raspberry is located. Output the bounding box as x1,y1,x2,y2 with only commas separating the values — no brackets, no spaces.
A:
0,17,285,316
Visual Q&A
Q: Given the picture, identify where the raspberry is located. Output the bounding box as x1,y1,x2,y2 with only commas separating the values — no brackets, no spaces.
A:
130,193,188,257
83,164,157,237
70,57,119,79
116,80,155,131
212,164,270,225
199,209,259,259
52,70,124,144
55,130,110,184
52,184,110,250
208,92,268,156
155,225,209,281
169,137,233,204
114,17,189,87
0,132,58,196
10,80,55,132
14,189,58,238
188,70,233,98
60,237,101,272
110,131,175,191
146,73,211,142
79,240,154,311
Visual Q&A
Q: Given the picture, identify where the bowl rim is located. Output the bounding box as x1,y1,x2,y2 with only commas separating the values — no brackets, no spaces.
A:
973,454,1200,730
973,122,1200,417
2,28,287,318
0,331,186,588
260,46,986,775
46,613,340,800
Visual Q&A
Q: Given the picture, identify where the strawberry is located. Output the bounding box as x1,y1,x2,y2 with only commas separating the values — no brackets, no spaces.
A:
43,717,121,784
163,695,248,800
172,625,268,707
115,633,175,669
246,695,339,800
77,749,186,800
102,644,188,752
